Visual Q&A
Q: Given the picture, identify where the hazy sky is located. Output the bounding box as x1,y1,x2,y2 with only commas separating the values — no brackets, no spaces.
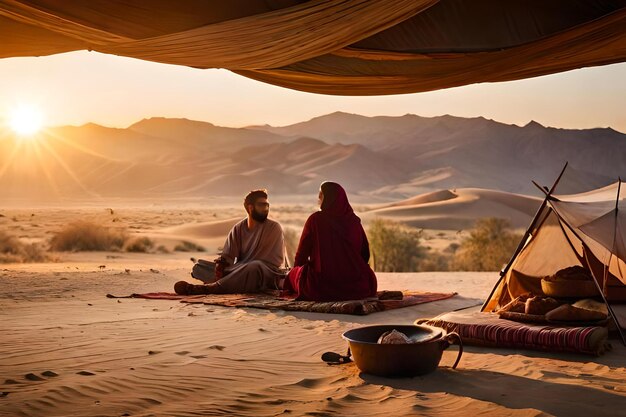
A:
0,50,624,132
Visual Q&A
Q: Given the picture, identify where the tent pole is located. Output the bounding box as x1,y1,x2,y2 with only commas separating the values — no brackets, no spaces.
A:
583,250,626,346
481,162,568,311
601,179,624,342
603,179,622,295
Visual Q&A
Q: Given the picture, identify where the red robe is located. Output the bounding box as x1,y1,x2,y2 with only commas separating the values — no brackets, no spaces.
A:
284,186,377,301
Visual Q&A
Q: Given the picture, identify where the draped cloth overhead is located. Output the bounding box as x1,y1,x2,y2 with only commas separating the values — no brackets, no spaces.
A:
1,0,625,95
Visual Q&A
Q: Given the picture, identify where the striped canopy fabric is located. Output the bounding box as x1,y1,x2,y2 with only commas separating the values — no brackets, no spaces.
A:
1,0,625,95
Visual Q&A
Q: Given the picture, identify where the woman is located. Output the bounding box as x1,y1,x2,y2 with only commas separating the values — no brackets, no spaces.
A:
283,182,377,301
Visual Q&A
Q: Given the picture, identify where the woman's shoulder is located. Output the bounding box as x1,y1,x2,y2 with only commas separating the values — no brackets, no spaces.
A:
307,211,323,221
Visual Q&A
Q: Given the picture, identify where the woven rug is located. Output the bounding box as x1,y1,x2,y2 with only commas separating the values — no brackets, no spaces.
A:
106,290,456,316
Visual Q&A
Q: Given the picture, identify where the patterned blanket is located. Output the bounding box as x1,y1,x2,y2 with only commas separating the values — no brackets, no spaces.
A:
417,310,610,356
106,290,456,315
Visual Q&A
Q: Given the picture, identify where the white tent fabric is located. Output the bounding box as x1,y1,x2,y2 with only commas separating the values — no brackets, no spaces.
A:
484,181,626,313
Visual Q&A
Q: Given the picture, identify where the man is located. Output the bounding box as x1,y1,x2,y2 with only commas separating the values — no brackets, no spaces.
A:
174,189,286,295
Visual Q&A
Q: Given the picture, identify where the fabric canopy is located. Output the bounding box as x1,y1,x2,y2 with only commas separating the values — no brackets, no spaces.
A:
1,0,626,95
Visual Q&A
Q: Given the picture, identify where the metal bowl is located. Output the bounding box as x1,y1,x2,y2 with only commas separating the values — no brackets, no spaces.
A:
342,325,462,377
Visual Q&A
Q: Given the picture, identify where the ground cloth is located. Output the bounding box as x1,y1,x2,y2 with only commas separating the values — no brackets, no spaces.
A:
417,310,610,356
106,290,456,316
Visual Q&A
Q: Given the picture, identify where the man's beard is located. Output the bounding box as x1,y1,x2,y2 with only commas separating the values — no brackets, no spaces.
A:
251,209,268,222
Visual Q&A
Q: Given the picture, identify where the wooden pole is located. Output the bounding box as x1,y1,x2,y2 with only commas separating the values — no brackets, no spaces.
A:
481,162,568,311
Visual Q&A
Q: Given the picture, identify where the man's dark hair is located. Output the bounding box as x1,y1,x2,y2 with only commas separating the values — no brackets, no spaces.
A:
244,189,268,208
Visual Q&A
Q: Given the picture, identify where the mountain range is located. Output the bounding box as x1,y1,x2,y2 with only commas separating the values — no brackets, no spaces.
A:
1,112,624,202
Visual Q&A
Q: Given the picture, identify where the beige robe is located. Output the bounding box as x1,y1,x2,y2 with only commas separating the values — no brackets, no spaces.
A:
215,218,285,293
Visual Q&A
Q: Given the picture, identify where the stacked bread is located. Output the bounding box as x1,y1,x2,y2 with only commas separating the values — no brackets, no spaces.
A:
497,293,608,323
543,265,594,283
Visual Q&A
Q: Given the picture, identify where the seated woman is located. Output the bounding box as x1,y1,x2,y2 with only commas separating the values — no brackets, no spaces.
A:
283,181,377,301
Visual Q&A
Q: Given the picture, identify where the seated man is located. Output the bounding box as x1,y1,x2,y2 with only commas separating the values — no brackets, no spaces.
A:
175,189,286,295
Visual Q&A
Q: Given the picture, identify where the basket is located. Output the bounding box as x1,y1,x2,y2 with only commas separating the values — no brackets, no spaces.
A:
541,278,599,298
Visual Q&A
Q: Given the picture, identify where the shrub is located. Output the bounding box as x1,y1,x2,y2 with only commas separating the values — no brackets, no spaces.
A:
156,245,170,254
125,237,155,253
0,230,49,263
367,218,426,272
452,217,521,271
49,221,127,252
418,251,452,271
174,240,206,252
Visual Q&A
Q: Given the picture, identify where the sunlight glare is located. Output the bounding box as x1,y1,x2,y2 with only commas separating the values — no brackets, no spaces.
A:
9,104,44,136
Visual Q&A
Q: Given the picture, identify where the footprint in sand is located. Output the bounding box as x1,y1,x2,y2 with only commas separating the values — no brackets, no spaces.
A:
148,350,161,355
41,371,58,377
4,379,19,385
25,373,45,381
0,392,9,397
190,355,207,359
76,371,95,376
175,351,190,356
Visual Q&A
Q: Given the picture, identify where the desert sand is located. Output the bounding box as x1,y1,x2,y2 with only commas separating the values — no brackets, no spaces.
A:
2,205,626,416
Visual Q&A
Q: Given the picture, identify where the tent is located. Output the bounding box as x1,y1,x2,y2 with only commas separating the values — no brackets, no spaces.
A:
1,0,625,95
482,164,626,343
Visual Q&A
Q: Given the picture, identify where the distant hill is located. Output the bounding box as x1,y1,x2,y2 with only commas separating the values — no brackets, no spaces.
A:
1,113,624,202
252,112,625,195
128,117,285,152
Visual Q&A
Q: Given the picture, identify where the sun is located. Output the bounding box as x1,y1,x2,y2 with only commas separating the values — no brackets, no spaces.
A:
8,104,44,136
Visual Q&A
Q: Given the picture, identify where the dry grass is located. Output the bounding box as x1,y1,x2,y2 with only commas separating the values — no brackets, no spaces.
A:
174,240,206,252
0,230,49,263
49,221,127,252
125,237,155,253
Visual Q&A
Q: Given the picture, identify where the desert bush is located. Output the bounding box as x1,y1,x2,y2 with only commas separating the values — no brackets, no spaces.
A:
452,218,521,271
418,251,452,271
367,218,426,272
0,230,49,263
174,240,206,252
156,245,170,254
125,237,155,253
49,221,127,252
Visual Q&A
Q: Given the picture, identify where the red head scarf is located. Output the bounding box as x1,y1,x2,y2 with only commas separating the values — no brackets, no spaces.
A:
320,181,353,216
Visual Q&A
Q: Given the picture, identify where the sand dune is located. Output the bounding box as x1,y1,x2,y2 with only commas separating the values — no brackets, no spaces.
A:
365,188,542,230
388,189,458,206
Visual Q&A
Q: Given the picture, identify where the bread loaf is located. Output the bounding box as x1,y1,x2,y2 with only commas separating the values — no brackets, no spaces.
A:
545,304,607,322
498,299,526,313
572,299,608,315
497,294,531,313
545,265,593,282
378,329,411,344
525,296,561,315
